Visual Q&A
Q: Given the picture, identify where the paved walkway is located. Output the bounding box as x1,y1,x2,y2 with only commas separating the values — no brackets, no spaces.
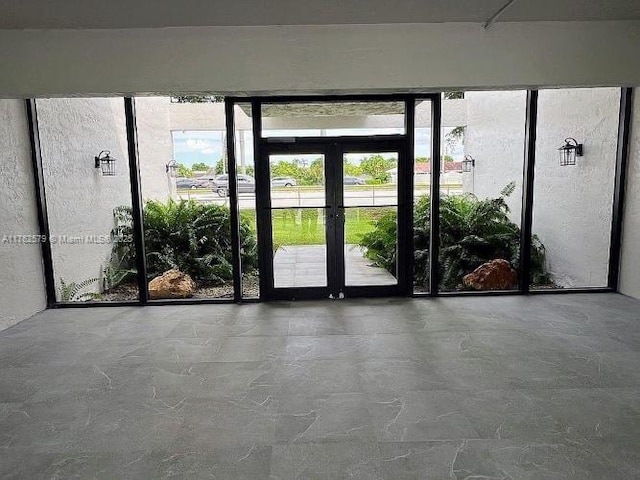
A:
273,244,397,288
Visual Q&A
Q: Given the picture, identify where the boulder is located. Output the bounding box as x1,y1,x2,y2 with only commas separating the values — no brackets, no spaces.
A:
148,269,196,299
463,259,517,291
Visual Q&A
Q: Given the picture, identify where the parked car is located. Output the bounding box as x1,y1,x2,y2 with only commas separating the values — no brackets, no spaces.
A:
212,174,256,196
343,176,365,185
176,178,209,189
271,177,297,187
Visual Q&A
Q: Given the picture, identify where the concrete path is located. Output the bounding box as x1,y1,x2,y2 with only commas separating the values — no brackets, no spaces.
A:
273,244,397,288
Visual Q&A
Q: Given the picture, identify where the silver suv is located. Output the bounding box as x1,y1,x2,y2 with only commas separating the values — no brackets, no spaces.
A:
212,174,255,197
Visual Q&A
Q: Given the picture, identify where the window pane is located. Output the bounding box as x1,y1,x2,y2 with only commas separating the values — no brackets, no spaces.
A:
233,103,259,299
438,91,526,292
345,206,398,286
261,101,405,137
136,96,237,299
37,98,138,302
531,88,619,289
413,99,432,293
272,208,328,288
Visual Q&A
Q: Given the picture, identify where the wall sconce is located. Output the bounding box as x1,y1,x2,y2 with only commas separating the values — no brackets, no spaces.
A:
166,160,178,177
94,150,116,176
462,155,476,173
558,138,583,166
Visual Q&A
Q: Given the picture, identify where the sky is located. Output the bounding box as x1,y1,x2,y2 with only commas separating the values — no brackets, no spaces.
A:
171,127,463,169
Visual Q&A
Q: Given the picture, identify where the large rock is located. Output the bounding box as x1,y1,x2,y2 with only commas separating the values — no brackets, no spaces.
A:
148,269,196,299
463,259,517,291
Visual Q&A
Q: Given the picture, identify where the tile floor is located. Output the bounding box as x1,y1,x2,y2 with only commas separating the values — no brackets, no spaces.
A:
0,293,639,478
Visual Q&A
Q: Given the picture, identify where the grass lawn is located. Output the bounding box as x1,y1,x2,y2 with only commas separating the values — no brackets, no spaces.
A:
240,207,394,246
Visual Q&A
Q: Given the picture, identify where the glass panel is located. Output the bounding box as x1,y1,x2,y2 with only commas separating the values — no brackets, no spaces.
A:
531,88,619,289
343,152,398,207
37,97,138,302
272,208,327,288
413,99,432,292
233,103,259,298
439,91,526,292
136,96,237,299
344,206,398,286
269,154,326,208
344,152,399,287
261,101,405,137
270,153,327,288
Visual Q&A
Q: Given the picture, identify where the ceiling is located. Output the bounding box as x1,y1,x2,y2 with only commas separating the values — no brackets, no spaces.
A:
1,0,639,29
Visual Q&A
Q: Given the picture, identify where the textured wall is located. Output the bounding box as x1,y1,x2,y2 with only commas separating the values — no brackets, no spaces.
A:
620,91,640,299
0,22,639,97
37,98,133,299
532,88,620,288
462,89,620,288
135,97,174,201
0,100,47,328
463,91,527,225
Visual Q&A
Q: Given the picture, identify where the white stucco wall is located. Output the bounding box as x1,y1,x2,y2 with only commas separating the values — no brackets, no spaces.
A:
620,91,640,300
135,97,174,201
463,90,527,224
0,100,47,328
0,22,639,97
532,88,620,288
37,98,133,299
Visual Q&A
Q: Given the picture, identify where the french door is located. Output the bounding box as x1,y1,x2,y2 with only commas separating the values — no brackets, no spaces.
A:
259,138,411,300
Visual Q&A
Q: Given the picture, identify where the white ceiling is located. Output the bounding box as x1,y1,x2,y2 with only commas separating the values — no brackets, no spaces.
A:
1,0,639,29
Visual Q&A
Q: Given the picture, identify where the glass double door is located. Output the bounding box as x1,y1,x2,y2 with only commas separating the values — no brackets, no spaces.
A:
263,140,405,299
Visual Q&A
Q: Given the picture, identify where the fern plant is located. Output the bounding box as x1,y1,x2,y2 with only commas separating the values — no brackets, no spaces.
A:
58,277,103,302
359,182,552,290
111,200,258,286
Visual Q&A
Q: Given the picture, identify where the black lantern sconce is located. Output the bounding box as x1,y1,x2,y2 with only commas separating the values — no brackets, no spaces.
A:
462,155,476,173
94,150,116,176
558,138,584,166
166,159,178,177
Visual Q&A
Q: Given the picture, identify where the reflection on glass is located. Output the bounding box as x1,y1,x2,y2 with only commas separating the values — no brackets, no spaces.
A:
261,101,405,137
345,207,398,286
37,97,138,302
438,91,526,292
531,88,619,289
272,208,327,288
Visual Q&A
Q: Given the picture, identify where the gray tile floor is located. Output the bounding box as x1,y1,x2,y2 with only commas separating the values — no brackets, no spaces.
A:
1,293,639,478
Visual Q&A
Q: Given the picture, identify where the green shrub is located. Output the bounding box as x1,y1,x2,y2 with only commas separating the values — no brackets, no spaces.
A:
111,200,258,286
359,183,551,290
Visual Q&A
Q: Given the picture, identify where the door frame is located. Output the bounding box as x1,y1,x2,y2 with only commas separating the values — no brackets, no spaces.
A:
258,136,411,300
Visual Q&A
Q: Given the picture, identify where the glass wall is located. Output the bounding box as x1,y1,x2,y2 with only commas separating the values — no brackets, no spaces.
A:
232,103,259,298
438,91,527,292
412,99,433,292
37,98,137,302
531,88,620,289
261,101,405,138
136,96,236,300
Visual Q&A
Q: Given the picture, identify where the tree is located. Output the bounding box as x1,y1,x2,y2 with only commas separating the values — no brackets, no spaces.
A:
214,158,226,175
360,155,396,184
177,164,193,178
344,159,363,177
192,162,210,172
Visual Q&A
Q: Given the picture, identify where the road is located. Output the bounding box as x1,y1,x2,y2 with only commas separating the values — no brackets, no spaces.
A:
178,184,462,209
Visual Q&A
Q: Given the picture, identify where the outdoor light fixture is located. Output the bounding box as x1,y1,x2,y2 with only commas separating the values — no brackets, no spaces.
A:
462,155,476,173
558,138,583,166
166,159,178,177
94,150,116,176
